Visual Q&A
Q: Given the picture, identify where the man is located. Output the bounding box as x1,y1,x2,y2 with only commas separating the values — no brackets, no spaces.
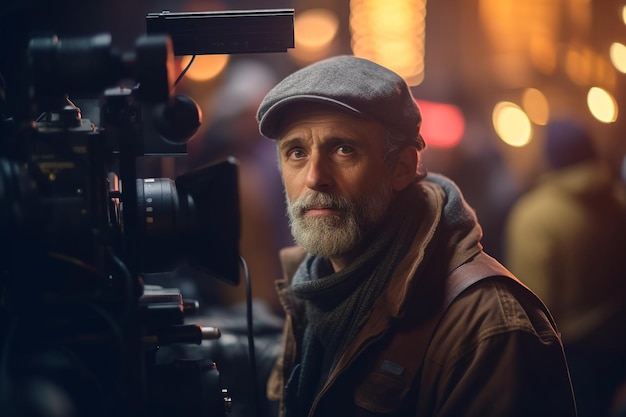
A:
505,119,626,417
256,55,577,417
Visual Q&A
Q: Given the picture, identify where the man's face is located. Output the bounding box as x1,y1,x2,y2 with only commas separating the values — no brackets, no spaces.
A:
277,108,396,261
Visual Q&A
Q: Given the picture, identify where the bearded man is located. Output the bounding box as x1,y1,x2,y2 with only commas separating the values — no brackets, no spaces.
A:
256,55,577,417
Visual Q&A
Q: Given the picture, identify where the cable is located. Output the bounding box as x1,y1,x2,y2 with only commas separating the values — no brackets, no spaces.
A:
239,256,263,417
174,55,196,87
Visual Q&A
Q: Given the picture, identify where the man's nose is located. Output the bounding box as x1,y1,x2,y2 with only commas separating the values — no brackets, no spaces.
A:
305,153,333,191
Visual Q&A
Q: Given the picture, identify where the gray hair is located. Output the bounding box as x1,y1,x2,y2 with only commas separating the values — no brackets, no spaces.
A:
384,128,427,181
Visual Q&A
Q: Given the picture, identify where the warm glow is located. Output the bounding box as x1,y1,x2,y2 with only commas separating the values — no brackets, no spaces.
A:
179,55,229,82
350,0,426,86
529,36,557,74
521,88,549,125
479,0,517,52
295,9,339,48
290,8,339,62
492,101,533,147
623,5,626,25
416,100,465,148
597,58,617,90
610,42,626,74
565,46,593,86
587,87,618,123
479,0,598,87
479,0,560,85
568,0,592,34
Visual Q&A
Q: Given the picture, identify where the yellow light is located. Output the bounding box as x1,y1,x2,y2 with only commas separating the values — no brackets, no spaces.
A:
179,55,229,82
294,8,339,49
492,101,533,147
521,88,549,125
610,42,626,74
587,87,618,123
622,5,626,25
290,8,340,63
350,0,426,86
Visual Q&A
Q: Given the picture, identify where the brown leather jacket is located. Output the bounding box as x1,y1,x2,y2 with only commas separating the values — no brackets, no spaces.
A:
268,178,577,417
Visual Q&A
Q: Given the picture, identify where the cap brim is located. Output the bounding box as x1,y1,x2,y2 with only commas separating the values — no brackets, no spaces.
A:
258,95,363,139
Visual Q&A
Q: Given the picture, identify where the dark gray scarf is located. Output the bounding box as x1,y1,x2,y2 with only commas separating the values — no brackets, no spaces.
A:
288,184,424,414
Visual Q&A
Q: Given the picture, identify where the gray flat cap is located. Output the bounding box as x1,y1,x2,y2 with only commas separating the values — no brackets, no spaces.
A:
256,55,425,149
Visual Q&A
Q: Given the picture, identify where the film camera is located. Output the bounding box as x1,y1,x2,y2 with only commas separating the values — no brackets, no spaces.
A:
0,9,294,417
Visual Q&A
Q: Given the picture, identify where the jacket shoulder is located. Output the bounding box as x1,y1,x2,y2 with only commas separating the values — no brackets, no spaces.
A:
439,276,561,348
417,277,575,416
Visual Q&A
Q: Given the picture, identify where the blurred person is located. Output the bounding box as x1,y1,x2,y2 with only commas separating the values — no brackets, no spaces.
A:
256,55,576,417
505,119,626,417
425,141,520,263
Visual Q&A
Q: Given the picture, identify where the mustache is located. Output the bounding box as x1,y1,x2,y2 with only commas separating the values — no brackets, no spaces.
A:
289,192,352,214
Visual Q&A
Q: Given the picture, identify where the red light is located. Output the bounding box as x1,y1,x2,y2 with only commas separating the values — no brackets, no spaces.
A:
416,100,465,148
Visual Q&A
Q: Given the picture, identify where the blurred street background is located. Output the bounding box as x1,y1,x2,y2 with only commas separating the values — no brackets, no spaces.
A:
2,0,625,310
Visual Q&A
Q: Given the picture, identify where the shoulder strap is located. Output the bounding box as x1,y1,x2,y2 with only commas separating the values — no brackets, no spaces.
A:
354,252,518,415
445,252,518,305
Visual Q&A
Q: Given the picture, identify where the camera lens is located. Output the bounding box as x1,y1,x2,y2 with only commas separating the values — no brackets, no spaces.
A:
133,158,240,285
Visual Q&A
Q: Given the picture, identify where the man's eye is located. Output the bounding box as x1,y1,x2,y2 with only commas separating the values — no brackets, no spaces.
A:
337,145,355,155
287,149,306,159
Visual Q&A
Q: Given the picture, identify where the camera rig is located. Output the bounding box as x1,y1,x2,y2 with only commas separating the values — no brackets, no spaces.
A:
0,8,294,417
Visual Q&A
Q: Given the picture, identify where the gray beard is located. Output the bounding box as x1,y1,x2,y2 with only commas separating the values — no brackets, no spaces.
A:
286,185,393,258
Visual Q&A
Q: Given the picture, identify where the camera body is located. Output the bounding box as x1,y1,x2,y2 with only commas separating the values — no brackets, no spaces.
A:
0,9,294,417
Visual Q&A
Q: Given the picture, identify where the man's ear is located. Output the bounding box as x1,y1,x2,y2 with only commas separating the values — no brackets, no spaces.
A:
392,147,418,191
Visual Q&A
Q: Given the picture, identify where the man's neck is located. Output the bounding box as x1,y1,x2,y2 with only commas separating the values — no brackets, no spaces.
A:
329,244,364,272
329,257,348,272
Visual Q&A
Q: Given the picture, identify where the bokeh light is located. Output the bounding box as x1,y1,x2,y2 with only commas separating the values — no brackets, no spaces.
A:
587,87,618,123
609,42,626,74
417,100,465,148
178,54,230,82
290,8,339,62
521,88,549,125
492,101,533,147
350,0,426,86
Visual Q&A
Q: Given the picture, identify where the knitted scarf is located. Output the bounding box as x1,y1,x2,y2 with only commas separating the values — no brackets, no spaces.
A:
288,184,424,414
